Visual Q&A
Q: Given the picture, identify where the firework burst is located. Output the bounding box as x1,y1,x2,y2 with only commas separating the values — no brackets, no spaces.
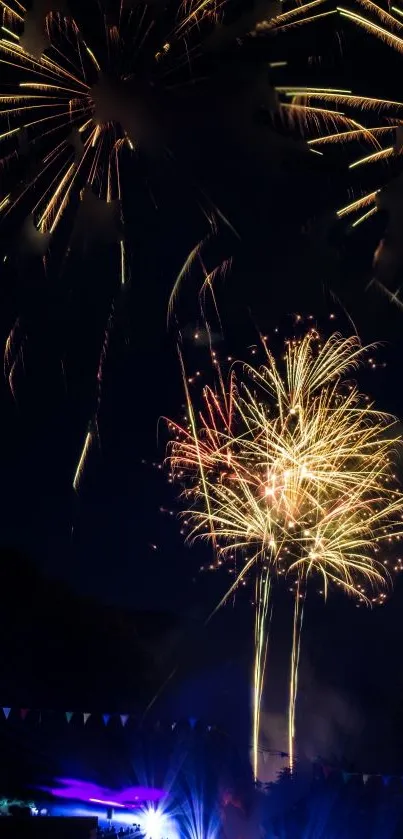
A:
166,328,403,778
272,2,403,302
0,0,332,249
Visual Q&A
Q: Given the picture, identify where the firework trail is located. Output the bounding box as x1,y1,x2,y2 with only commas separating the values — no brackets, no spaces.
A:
4,316,26,401
72,241,130,492
166,328,403,778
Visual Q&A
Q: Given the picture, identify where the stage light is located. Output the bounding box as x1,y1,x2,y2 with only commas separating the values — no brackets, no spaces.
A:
139,804,178,839
141,806,164,838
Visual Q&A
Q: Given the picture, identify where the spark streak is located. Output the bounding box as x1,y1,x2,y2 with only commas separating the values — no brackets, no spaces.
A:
0,1,23,21
2,25,19,39
0,125,20,141
357,0,403,33
337,189,379,217
307,125,394,146
120,239,126,286
281,88,403,110
73,430,92,492
349,146,395,168
0,195,10,212
338,6,403,52
351,205,378,227
84,45,101,72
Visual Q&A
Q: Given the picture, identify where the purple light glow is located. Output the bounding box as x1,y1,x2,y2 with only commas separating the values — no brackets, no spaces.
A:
43,779,165,809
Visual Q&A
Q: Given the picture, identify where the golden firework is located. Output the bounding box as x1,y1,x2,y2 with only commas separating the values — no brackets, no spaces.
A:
0,0,331,242
272,2,403,241
167,330,403,778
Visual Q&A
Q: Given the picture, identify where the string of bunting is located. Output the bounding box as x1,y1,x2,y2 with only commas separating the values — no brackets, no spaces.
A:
315,761,402,788
0,707,399,786
0,707,216,732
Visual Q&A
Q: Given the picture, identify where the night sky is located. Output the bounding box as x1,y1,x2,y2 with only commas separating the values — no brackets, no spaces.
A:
1,0,403,778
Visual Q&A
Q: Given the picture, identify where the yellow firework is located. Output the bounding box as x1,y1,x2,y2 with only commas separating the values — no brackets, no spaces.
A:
166,330,403,778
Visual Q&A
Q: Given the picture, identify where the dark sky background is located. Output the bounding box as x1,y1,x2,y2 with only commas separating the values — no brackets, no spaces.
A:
1,0,403,780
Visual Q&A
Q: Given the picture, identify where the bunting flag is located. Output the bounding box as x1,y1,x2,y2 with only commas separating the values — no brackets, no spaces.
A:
120,715,129,727
2,708,10,720
383,776,392,786
83,713,91,725
65,712,73,724
189,718,197,730
171,722,177,730
102,714,110,726
363,775,369,785
20,709,28,721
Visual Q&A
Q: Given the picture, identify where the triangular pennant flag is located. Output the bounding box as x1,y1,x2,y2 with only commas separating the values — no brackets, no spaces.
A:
83,713,91,725
120,714,129,727
20,709,29,721
102,714,110,726
363,774,369,785
171,721,177,730
2,708,11,720
189,717,197,729
383,775,391,786
65,712,73,723
207,725,212,732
